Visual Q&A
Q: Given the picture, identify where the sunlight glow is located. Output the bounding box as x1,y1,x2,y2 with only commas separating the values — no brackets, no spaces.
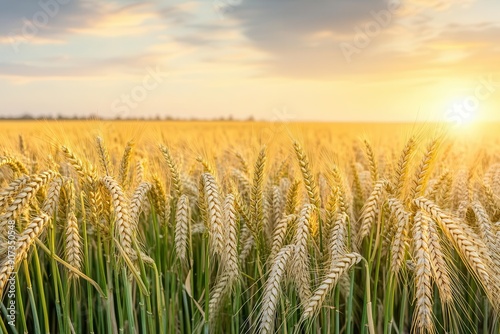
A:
445,97,478,127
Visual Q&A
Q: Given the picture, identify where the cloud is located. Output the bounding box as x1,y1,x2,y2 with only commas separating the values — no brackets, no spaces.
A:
199,0,407,78
69,3,166,37
195,0,498,81
0,1,185,81
0,0,169,49
0,53,161,81
0,0,102,42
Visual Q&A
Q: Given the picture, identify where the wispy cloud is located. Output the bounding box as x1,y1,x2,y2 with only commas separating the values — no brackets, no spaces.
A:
0,0,499,121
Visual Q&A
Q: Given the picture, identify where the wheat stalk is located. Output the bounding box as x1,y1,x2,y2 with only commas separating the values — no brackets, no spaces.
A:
293,142,320,208
412,210,434,333
65,212,82,279
269,214,296,263
152,175,169,224
363,139,378,185
130,182,152,231
0,175,30,213
414,197,491,290
291,204,314,304
285,180,300,215
302,252,362,319
0,213,50,296
251,147,267,235
239,231,254,263
101,176,134,257
357,180,387,244
393,137,416,199
160,145,182,198
235,152,250,176
408,139,440,204
427,219,452,304
387,197,410,274
329,212,347,261
175,194,190,264
118,140,134,188
271,185,283,227
0,170,57,223
42,177,63,215
201,173,225,258
259,245,293,334
223,194,239,278
0,156,29,175
96,137,112,176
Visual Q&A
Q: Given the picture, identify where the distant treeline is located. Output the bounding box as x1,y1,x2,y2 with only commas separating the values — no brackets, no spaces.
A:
0,114,253,121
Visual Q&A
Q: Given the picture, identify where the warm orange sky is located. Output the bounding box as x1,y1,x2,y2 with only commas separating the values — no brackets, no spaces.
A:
0,0,499,123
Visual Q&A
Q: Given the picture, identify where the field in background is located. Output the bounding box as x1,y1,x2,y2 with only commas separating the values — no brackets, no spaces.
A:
0,120,499,334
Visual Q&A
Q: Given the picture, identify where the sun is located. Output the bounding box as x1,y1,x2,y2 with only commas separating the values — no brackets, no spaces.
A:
445,99,477,127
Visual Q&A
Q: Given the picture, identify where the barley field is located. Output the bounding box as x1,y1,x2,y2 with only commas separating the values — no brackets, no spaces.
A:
0,121,499,334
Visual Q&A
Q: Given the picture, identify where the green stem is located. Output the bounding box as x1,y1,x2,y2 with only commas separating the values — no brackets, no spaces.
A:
0,302,19,334
23,261,41,334
122,267,136,333
398,285,408,334
334,287,340,334
16,273,26,333
363,260,375,334
383,274,395,334
31,247,50,333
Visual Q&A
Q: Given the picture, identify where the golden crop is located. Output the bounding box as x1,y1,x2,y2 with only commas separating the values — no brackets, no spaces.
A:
0,120,499,334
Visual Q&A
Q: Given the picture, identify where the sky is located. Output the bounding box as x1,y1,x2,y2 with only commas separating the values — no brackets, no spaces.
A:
0,0,499,122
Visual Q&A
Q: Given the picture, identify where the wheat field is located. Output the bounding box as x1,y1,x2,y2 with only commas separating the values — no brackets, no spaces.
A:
0,121,499,334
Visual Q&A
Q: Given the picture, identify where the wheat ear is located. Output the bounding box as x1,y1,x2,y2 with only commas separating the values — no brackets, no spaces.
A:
251,147,267,235
357,180,387,244
291,204,314,304
101,176,134,257
414,197,491,289
175,194,190,264
259,245,294,334
152,175,168,224
412,211,434,334
0,170,57,222
201,173,224,258
302,253,362,320
96,136,112,176
160,145,182,198
65,212,82,279
393,137,416,199
285,180,300,215
329,213,348,261
293,142,320,208
0,213,50,296
118,140,134,188
363,139,378,185
269,214,296,263
0,175,30,213
387,197,410,274
427,219,452,304
223,194,239,278
271,185,283,226
0,156,29,175
130,182,152,231
61,146,88,178
42,177,63,215
408,139,440,203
